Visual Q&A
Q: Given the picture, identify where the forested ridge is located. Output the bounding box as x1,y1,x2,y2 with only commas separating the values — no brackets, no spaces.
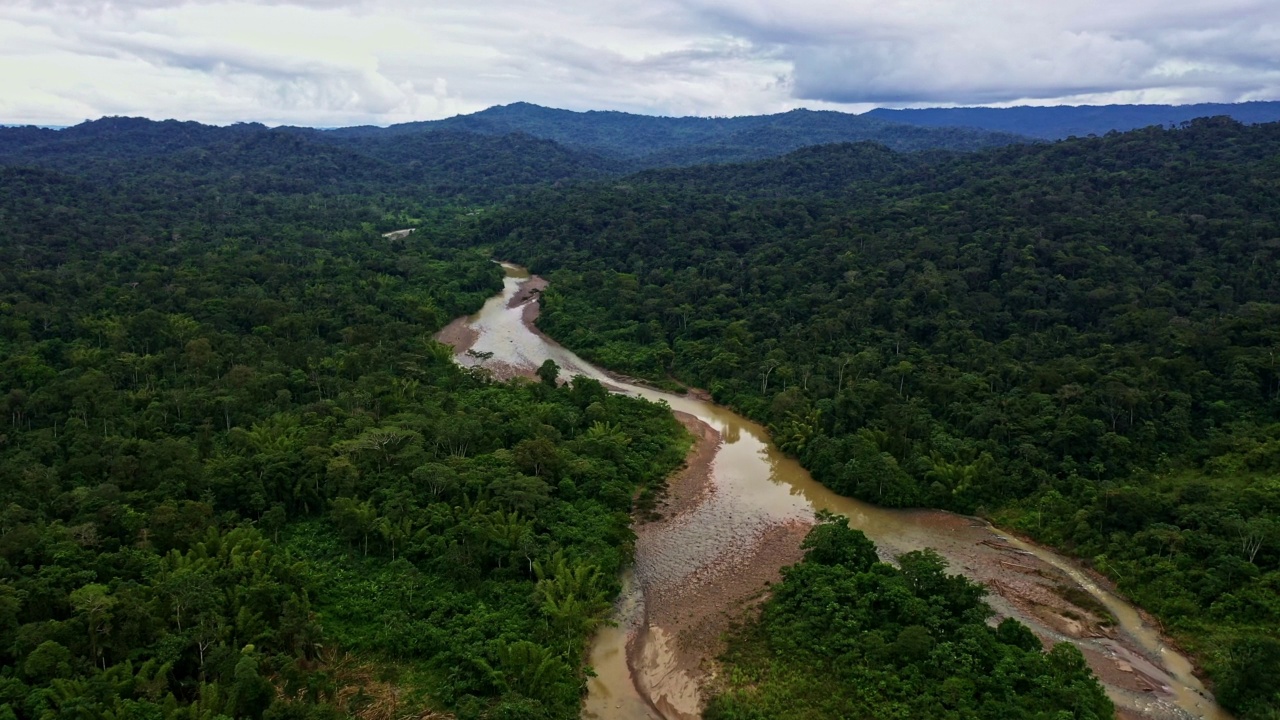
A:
0,165,693,718
0,118,616,201
867,101,1280,140
0,105,1027,201
325,102,1029,168
474,117,1280,718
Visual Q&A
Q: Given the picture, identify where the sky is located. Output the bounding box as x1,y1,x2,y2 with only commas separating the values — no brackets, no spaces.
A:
1,0,1278,127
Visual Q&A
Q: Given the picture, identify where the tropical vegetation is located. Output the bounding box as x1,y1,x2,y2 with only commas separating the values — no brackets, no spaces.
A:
0,168,689,719
475,117,1280,718
704,515,1114,720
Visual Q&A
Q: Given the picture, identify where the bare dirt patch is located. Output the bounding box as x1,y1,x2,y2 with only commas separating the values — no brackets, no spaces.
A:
508,275,547,309
434,316,478,354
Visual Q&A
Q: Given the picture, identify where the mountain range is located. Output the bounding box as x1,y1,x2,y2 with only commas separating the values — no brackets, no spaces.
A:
867,101,1280,139
327,102,1026,166
3,101,1278,201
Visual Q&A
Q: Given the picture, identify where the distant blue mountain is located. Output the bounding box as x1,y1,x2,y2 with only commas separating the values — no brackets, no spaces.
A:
327,102,1028,167
3,105,1033,172
0,116,617,200
864,102,1280,140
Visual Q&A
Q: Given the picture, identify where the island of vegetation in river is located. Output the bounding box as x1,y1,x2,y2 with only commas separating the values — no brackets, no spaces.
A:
704,515,1114,720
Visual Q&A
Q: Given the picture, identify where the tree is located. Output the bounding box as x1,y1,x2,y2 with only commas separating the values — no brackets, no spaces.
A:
330,497,378,556
69,584,115,669
1233,515,1277,565
1217,636,1280,716
490,640,573,701
533,553,611,645
23,641,73,682
226,646,274,719
260,504,287,543
800,513,878,571
537,359,560,387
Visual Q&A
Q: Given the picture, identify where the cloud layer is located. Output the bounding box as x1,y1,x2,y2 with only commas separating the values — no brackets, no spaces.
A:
1,0,1277,125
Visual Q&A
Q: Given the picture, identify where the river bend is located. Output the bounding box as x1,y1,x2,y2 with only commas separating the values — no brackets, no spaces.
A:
437,263,1228,720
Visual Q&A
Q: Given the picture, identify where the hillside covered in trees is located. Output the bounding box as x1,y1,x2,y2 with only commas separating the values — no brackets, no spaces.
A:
473,117,1280,719
867,101,1280,139
0,111,1115,720
0,118,617,202
0,107,1036,202
328,102,1029,168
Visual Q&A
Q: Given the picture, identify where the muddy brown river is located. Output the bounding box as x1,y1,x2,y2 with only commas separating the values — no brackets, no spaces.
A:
439,263,1230,720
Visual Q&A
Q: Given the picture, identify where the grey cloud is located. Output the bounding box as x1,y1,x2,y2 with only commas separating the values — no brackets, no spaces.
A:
681,0,1280,105
1,0,1278,125
513,35,769,83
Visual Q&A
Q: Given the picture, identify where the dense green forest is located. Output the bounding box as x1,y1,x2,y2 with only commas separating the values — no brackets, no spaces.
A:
0,118,619,202
867,101,1280,139
626,142,927,200
0,168,693,719
474,117,1280,719
5,108,1278,719
0,105,1028,201
704,515,1113,720
0,118,616,201
322,102,1030,167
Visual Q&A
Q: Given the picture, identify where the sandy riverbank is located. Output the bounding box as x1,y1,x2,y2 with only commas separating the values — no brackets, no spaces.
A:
435,273,554,384
622,419,1182,717
626,412,813,719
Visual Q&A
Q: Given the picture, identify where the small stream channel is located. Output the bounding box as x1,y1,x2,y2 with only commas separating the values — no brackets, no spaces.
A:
441,263,1229,720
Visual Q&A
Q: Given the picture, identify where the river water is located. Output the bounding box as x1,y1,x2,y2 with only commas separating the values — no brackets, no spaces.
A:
442,263,1229,720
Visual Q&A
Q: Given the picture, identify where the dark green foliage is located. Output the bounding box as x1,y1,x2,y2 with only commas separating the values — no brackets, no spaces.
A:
537,360,560,387
1214,637,1280,717
328,102,1028,166
0,106,1027,205
704,518,1114,719
472,117,1280,717
798,510,878,570
0,165,688,719
867,101,1280,139
0,119,615,201
628,142,927,199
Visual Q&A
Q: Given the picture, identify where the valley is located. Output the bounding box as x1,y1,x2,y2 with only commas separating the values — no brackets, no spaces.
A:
440,264,1228,720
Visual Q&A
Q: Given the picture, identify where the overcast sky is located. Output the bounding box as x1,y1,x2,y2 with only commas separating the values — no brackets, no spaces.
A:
2,0,1278,126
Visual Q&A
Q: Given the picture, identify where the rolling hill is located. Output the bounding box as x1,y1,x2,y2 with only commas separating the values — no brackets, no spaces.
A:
866,101,1280,139
324,102,1029,167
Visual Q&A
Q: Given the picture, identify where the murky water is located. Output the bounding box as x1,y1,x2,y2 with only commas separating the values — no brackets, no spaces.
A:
447,264,1230,720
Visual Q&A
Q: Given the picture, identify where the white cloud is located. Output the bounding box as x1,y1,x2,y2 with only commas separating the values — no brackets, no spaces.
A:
0,0,1277,125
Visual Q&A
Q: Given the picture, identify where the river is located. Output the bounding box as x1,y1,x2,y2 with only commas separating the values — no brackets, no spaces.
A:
438,263,1229,720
